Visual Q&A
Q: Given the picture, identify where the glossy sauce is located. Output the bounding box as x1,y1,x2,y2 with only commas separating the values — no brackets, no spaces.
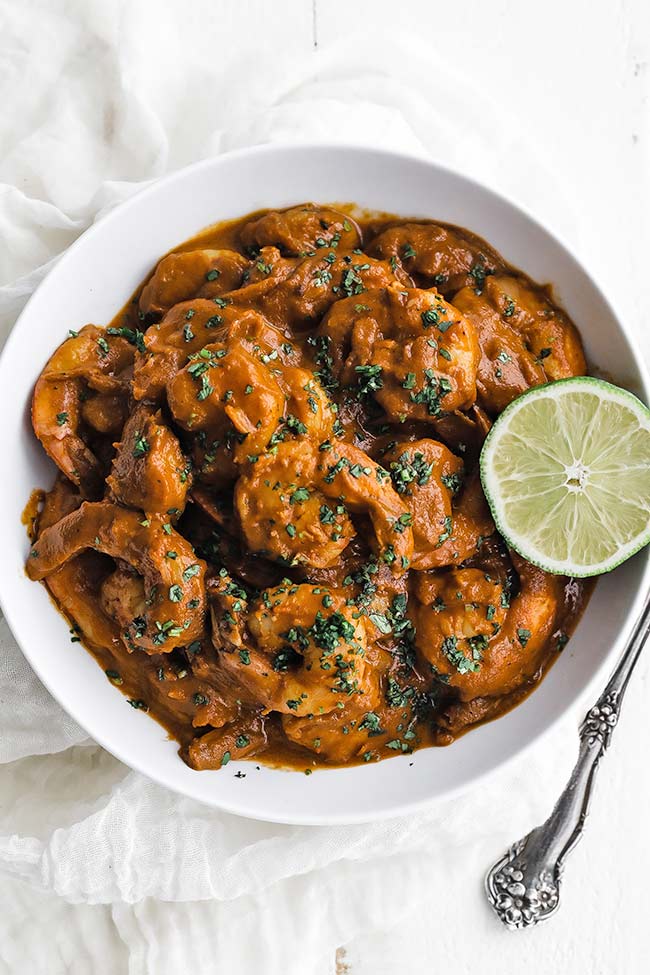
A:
26,204,594,773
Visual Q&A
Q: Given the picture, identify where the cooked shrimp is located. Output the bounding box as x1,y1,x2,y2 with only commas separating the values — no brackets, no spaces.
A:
213,582,375,717
32,325,135,497
27,501,206,653
414,555,565,700
133,299,229,402
44,553,128,659
134,299,294,402
368,221,503,294
276,367,337,442
24,203,591,773
482,274,586,380
79,392,128,438
427,470,494,567
37,475,83,532
139,248,248,317
281,697,383,763
384,439,493,569
319,286,479,420
240,204,362,256
240,437,414,574
107,405,191,514
315,441,414,572
187,715,268,769
234,441,355,568
248,250,410,329
453,274,586,414
167,342,285,462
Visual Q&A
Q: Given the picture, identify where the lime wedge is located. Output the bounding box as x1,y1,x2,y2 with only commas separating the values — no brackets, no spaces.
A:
479,377,650,576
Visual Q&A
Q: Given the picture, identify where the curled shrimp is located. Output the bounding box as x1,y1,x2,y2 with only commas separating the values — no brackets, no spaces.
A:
235,437,413,572
367,221,503,294
319,286,479,420
32,325,135,497
27,501,206,653
314,441,414,572
133,299,295,402
246,250,409,330
167,342,285,462
453,274,586,414
383,439,493,569
413,554,565,700
107,404,191,514
234,440,355,568
139,248,249,318
240,204,362,256
485,275,586,381
211,580,375,717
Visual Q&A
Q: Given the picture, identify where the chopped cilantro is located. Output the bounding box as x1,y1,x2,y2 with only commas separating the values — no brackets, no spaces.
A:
355,363,383,396
107,326,146,352
132,434,150,459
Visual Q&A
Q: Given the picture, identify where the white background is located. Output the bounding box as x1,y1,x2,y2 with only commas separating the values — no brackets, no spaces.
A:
1,0,649,972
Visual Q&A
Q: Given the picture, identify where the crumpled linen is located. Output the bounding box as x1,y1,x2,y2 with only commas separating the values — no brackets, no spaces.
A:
0,2,585,971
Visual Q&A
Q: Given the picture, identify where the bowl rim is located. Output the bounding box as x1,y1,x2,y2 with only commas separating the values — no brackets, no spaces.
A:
1,141,649,825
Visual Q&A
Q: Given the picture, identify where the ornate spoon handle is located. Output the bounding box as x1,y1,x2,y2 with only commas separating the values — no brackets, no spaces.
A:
485,586,650,929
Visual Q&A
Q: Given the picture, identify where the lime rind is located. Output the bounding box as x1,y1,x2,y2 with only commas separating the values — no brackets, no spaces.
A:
479,377,650,577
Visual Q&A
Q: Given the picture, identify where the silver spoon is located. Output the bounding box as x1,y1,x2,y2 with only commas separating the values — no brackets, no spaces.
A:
485,584,650,928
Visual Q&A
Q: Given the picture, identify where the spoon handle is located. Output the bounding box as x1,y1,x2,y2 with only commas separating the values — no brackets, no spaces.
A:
485,586,650,929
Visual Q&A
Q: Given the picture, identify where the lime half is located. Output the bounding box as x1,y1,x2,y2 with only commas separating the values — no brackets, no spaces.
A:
480,377,650,576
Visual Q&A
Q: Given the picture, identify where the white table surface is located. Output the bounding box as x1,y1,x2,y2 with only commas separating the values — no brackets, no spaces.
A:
3,1,650,971
271,0,650,971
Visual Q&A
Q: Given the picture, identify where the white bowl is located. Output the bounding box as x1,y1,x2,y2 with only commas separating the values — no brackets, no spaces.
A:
1,144,648,825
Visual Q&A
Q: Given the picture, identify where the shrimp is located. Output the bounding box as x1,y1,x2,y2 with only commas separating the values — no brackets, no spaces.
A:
367,221,503,295
319,286,480,420
32,325,135,497
166,342,285,463
244,250,410,329
133,299,294,402
38,475,83,532
45,552,131,662
80,393,128,437
314,441,414,572
212,580,375,717
281,697,382,763
26,501,206,653
187,716,268,770
453,274,586,414
133,299,229,402
219,247,301,311
482,274,586,380
234,441,355,568
413,555,565,700
237,437,414,573
240,204,362,257
384,439,493,569
276,366,337,442
139,248,249,318
107,405,191,514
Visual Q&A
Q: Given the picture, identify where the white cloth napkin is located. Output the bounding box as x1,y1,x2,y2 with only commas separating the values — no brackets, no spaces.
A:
0,2,587,971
